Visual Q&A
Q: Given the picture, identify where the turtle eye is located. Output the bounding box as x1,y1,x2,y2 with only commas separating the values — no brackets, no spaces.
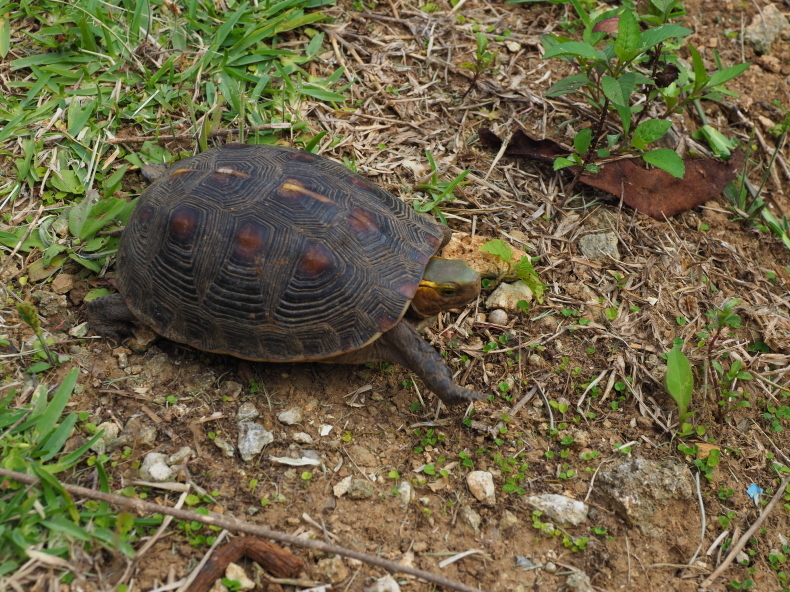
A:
438,286,456,297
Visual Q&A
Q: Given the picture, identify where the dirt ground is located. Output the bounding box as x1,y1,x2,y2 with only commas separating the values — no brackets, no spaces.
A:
2,0,790,591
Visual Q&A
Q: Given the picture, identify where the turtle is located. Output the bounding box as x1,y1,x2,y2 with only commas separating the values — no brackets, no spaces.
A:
87,143,484,405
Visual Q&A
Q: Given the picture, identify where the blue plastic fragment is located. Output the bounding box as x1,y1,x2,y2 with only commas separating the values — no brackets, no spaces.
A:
746,483,763,502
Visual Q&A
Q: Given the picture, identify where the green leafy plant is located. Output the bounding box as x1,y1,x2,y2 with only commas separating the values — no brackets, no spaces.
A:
542,0,748,189
412,150,470,224
479,239,545,301
16,301,59,367
697,299,754,418
0,369,149,574
460,32,498,97
664,339,696,435
724,107,790,250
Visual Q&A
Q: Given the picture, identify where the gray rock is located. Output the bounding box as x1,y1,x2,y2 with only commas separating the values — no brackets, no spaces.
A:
167,446,193,465
140,452,174,482
500,509,519,530
397,481,413,508
219,380,243,400
277,407,302,425
141,353,177,383
515,556,536,569
30,291,68,316
90,422,120,455
214,437,236,458
578,231,620,261
237,422,273,461
347,479,375,499
459,505,482,535
236,402,260,422
566,571,594,592
488,309,508,325
69,322,89,338
348,444,377,467
744,3,790,54
315,556,349,584
365,573,401,592
109,416,158,450
485,281,533,312
525,494,589,527
466,471,496,506
293,432,313,444
596,457,693,534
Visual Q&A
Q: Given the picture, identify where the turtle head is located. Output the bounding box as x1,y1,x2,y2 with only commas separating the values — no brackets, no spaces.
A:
410,257,480,318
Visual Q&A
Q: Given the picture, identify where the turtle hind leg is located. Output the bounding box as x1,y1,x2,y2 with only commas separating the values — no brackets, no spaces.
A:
378,321,486,406
85,293,136,340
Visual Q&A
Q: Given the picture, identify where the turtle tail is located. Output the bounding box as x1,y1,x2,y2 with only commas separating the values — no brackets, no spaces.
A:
379,321,486,406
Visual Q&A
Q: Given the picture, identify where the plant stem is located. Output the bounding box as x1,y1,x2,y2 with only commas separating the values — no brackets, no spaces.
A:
632,43,665,131
565,95,610,197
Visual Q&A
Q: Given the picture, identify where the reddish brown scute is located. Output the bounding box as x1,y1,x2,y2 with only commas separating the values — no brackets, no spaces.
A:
117,144,446,362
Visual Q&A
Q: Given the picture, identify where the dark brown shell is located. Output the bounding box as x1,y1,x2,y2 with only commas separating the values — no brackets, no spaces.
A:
116,144,445,361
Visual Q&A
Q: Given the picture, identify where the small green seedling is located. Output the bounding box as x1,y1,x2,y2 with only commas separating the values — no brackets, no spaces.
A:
412,150,469,224
479,239,545,301
460,33,498,98
664,339,696,435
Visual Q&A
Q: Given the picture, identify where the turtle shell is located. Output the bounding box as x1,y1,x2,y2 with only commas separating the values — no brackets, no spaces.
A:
116,143,445,361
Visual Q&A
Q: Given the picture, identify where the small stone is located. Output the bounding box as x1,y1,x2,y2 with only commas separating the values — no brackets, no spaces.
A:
51,274,74,294
236,402,259,422
140,452,174,482
167,446,194,465
90,422,120,455
31,291,68,316
505,40,521,53
412,541,428,553
110,416,158,450
347,479,375,499
319,424,333,436
758,115,777,131
544,562,557,573
485,281,533,312
397,481,413,508
744,3,790,54
566,570,595,592
225,563,255,591
466,471,496,506
500,509,519,530
365,573,401,592
578,231,620,262
757,54,782,73
525,494,589,527
348,444,377,467
214,437,236,458
315,556,349,584
459,505,482,535
527,354,545,367
293,432,313,444
515,556,536,569
219,380,242,400
487,309,508,325
277,408,302,425
333,475,353,497
237,422,273,461
69,321,90,338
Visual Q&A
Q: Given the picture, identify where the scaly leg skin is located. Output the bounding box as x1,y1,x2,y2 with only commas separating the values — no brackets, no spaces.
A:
85,293,137,339
378,321,486,406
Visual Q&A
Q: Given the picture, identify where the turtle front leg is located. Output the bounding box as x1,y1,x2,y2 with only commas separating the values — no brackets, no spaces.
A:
378,321,486,406
86,293,137,339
